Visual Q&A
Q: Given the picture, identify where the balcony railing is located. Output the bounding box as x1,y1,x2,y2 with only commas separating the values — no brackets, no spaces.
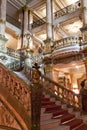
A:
31,0,81,29
7,47,25,69
32,17,46,29
54,36,81,50
6,14,21,29
54,0,81,19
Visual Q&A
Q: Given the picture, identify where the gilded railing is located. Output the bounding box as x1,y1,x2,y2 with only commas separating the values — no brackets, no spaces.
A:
41,74,81,110
0,62,43,130
0,63,31,112
23,65,81,110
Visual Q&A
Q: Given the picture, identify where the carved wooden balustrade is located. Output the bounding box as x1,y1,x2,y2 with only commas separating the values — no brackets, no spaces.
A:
23,65,81,110
0,63,31,113
0,63,43,130
40,74,81,110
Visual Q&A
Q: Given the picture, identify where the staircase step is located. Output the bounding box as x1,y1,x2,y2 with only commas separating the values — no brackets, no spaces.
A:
45,105,61,112
55,101,61,105
50,97,56,102
64,119,83,130
40,119,60,130
42,97,50,102
72,111,80,118
68,108,73,113
80,115,87,123
60,113,75,124
53,109,68,118
42,101,55,106
76,124,87,130
41,113,52,121
62,104,67,109
41,108,46,114
41,91,87,130
49,125,70,130
45,94,50,98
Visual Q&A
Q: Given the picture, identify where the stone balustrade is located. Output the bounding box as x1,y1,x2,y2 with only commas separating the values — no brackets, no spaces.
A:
54,36,81,50
54,0,81,19
7,47,24,59
0,63,31,112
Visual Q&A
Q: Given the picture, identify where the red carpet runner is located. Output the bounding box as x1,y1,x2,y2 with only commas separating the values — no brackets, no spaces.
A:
40,94,87,130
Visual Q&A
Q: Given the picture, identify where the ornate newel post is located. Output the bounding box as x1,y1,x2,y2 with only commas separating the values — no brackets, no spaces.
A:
31,63,42,130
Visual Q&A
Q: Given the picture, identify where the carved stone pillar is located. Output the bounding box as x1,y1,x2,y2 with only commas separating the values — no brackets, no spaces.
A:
28,10,33,31
80,0,87,42
0,0,8,53
23,6,29,35
45,0,54,53
0,0,6,36
23,5,29,47
31,63,42,130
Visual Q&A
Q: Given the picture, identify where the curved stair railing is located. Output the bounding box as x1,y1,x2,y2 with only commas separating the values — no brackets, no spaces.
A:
0,63,31,112
40,74,81,110
0,61,81,129
0,63,31,129
24,65,81,111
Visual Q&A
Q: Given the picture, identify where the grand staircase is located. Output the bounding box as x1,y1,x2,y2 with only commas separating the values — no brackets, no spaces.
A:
0,62,87,130
40,92,87,130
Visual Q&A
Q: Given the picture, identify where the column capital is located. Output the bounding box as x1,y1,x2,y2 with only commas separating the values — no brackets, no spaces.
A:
0,19,6,24
22,5,33,12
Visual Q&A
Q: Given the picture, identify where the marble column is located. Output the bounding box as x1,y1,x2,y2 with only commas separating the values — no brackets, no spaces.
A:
28,10,33,31
80,0,87,41
81,0,87,26
24,6,29,35
80,0,87,78
45,0,53,52
0,0,6,36
0,0,8,53
23,5,29,47
83,60,87,78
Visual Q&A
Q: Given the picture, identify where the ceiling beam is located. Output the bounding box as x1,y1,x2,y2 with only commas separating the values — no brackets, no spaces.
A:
27,0,46,9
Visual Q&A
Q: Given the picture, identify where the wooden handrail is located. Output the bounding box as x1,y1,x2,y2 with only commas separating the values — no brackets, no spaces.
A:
24,65,81,110
40,74,81,110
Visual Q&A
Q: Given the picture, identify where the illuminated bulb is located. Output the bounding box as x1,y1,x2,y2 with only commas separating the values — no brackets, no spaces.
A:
76,66,79,69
